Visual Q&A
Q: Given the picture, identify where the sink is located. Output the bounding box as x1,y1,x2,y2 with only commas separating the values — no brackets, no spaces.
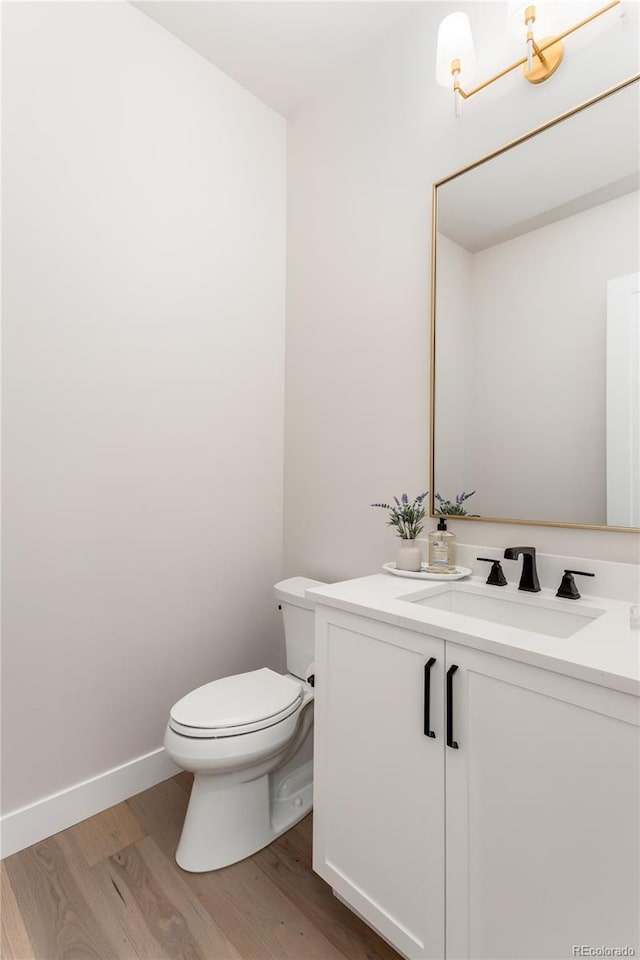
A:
405,584,604,638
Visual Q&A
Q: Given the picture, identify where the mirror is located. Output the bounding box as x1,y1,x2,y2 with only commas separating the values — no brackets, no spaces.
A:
431,76,640,531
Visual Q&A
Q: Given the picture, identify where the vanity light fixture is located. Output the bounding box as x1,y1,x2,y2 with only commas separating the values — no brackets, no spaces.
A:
436,0,623,117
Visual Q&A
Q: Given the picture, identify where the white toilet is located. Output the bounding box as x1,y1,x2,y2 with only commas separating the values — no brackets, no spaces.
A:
163,577,324,873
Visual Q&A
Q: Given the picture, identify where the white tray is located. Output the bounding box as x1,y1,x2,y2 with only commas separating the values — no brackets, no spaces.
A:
382,563,472,581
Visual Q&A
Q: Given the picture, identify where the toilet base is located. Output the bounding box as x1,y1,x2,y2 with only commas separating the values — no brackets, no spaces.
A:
176,760,313,872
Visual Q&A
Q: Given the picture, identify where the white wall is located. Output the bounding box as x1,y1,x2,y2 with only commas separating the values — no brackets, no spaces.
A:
1,2,286,818
285,0,640,578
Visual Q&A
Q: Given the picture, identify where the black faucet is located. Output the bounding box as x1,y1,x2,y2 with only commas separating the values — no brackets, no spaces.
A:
503,546,541,593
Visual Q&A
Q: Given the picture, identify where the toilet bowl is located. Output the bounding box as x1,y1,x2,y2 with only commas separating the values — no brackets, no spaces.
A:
164,577,324,873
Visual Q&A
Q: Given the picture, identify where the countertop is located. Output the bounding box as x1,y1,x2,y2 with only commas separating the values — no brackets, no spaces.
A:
307,573,640,697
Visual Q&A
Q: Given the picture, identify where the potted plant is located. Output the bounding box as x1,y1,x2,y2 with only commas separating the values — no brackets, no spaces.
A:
371,492,428,571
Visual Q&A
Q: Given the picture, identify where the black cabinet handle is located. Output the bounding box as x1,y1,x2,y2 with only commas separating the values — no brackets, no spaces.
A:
446,664,459,749
423,657,436,738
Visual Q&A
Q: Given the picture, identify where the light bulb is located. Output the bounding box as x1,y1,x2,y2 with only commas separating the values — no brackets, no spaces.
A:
436,12,476,89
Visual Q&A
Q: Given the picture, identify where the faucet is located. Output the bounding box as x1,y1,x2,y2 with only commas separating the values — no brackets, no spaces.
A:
503,546,541,593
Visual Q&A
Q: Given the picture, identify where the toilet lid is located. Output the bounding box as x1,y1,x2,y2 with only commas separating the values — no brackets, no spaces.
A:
169,668,303,738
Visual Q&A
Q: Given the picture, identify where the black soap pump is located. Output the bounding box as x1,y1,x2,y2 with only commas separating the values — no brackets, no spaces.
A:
427,517,457,573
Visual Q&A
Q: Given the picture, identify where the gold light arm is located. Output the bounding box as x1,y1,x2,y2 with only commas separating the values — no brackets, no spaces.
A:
531,37,548,65
452,0,621,101
549,0,621,44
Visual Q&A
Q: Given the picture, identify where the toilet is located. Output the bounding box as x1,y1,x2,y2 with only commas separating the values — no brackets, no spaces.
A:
163,577,324,873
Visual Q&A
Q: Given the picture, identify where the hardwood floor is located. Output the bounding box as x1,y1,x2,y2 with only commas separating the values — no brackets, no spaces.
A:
1,774,401,960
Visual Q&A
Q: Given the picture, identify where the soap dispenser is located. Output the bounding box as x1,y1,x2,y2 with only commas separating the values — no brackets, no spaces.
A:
427,518,457,573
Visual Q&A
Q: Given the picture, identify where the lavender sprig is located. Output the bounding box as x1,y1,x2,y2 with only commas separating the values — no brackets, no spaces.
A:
435,490,477,516
371,492,428,539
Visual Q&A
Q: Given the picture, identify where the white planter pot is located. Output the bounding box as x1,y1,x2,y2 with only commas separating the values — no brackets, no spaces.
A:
395,539,422,572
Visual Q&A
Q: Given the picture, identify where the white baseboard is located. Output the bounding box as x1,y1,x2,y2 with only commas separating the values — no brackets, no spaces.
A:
0,747,180,859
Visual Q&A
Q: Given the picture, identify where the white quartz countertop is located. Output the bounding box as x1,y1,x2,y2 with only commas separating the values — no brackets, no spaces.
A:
307,573,640,697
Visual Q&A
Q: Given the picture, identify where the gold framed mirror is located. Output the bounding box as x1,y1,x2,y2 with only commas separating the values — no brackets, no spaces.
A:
430,74,640,532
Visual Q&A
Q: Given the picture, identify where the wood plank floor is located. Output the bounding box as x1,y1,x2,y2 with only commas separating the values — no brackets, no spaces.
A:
1,774,401,960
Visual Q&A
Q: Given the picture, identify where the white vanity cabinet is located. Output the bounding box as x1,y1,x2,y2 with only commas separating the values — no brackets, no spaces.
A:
312,607,446,960
445,641,640,960
313,607,640,960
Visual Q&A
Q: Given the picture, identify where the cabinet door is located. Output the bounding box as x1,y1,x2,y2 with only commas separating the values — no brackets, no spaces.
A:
313,607,445,960
445,642,640,960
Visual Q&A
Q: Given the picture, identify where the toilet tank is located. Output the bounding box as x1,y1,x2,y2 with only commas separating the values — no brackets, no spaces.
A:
274,577,326,679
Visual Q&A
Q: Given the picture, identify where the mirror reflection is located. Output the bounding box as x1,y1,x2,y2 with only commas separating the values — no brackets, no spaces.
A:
432,77,640,530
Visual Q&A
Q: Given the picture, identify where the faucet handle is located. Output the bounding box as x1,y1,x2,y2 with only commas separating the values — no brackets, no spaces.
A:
556,569,594,600
477,557,507,587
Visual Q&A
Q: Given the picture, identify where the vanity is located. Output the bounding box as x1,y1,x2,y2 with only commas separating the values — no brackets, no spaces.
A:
304,73,640,960
308,558,639,960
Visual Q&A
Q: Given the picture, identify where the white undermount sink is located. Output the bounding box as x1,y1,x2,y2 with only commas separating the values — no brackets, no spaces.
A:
406,583,604,638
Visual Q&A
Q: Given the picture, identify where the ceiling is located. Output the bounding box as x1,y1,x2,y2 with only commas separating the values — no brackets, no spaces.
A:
132,1,416,116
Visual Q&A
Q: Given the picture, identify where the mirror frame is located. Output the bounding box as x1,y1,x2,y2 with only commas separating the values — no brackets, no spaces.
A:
429,73,640,533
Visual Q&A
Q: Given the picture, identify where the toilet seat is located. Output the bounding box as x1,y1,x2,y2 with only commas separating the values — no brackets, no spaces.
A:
169,668,304,739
